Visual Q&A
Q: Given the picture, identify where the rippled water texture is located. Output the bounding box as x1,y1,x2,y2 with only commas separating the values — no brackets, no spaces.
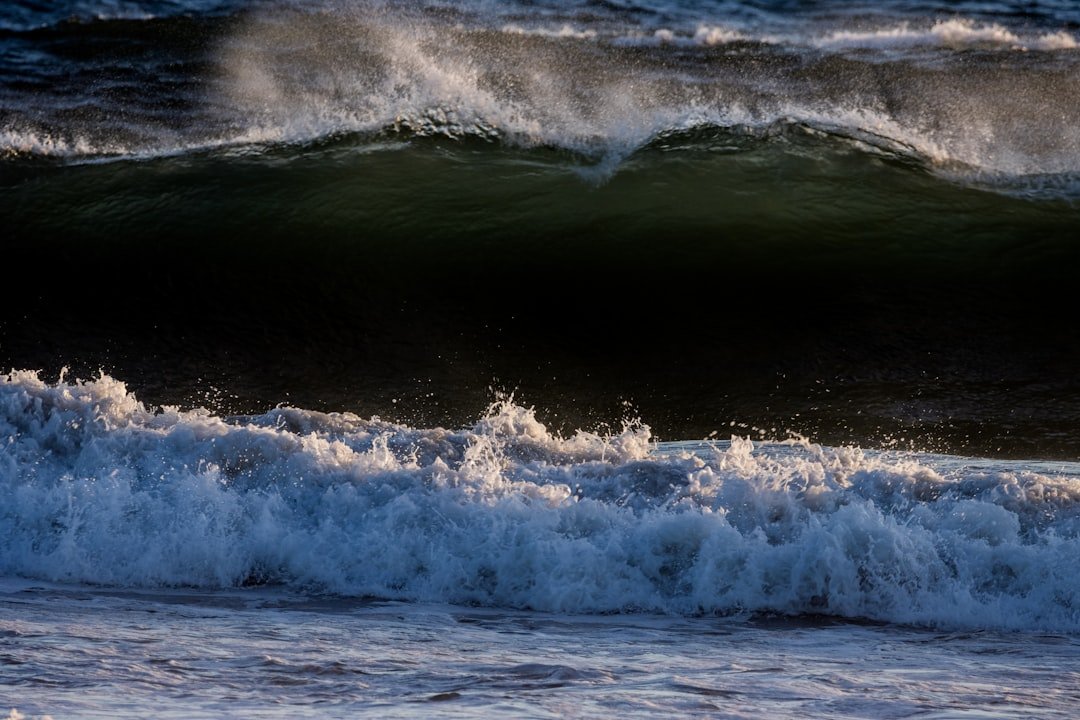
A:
4,583,1080,719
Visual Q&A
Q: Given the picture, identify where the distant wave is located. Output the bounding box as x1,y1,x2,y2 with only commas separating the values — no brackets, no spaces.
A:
4,0,1079,54
811,19,1078,52
2,371,1079,632
3,5,1077,198
5,113,1078,201
493,16,1080,53
0,0,235,32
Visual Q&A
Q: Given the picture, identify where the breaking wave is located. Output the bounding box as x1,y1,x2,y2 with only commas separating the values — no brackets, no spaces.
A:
3,4,1078,198
2,371,1079,632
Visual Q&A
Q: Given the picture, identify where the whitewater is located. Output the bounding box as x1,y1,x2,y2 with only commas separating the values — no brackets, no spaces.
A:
3,371,1080,718
4,370,1079,630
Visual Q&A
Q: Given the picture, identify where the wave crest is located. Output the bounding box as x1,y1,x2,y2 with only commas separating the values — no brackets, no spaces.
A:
2,370,1080,632
4,5,1079,197
816,19,1078,52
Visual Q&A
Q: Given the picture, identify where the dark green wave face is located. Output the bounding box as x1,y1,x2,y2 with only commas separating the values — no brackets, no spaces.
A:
6,131,1079,458
4,0,1080,458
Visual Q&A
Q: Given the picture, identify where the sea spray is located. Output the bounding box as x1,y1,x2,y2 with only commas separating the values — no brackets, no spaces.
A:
2,2,1078,193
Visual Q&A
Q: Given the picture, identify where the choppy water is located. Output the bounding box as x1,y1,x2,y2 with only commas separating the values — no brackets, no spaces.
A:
3,0,1080,717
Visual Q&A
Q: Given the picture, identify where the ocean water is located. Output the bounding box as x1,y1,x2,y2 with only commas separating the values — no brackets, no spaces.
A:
3,0,1080,717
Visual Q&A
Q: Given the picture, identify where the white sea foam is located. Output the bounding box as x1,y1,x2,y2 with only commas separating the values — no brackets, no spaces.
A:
2,371,1079,632
216,11,687,159
612,24,747,47
588,17,1076,52
501,23,598,41
212,8,1080,184
0,130,111,158
814,19,1078,52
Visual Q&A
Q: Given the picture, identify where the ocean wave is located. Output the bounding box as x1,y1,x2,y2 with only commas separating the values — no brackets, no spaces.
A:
0,129,103,158
3,5,1078,197
813,19,1078,52
501,23,599,41
157,8,1080,188
0,125,295,161
500,18,1078,53
5,113,1079,201
0,0,234,32
2,370,1079,632
4,0,1079,56
609,25,749,47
